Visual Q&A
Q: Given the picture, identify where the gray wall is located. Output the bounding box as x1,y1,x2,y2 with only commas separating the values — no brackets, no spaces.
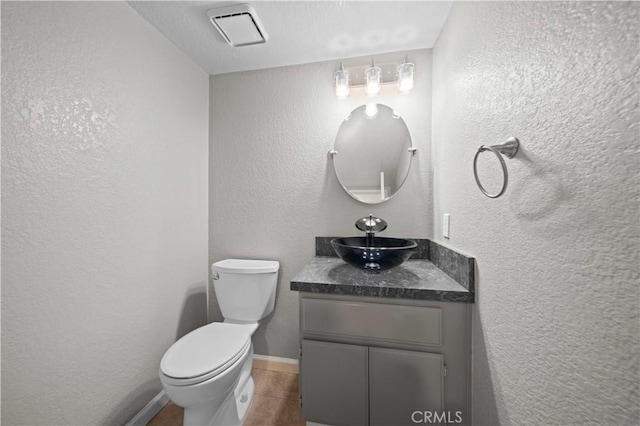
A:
432,2,639,424
209,49,433,359
1,2,209,424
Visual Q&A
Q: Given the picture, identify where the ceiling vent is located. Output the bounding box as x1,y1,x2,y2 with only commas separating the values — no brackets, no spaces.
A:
207,4,268,47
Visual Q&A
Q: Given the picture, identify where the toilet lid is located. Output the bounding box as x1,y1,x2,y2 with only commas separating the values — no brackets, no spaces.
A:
160,323,251,383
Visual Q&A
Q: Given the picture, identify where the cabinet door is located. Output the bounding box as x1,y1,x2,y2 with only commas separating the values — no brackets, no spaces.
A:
369,347,444,426
301,339,368,426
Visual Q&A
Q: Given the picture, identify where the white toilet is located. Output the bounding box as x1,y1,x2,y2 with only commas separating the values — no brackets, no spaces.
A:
159,259,279,426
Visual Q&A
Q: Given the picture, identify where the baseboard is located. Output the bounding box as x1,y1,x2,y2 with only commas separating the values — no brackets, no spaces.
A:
125,390,170,426
253,354,299,374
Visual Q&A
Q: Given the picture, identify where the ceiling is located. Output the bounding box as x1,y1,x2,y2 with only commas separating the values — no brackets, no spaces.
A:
127,1,452,75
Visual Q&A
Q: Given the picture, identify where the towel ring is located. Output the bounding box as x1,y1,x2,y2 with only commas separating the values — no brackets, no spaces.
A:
473,137,520,198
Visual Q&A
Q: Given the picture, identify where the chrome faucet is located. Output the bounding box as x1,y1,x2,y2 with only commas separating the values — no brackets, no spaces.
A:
356,215,388,247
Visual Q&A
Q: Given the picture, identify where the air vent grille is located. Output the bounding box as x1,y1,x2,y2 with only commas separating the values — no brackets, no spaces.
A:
208,4,268,47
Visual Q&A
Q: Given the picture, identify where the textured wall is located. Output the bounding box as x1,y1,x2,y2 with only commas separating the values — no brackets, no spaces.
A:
209,50,433,359
1,2,209,424
432,2,639,424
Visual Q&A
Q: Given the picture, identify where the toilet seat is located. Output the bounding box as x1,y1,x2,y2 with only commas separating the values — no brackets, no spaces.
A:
160,322,251,386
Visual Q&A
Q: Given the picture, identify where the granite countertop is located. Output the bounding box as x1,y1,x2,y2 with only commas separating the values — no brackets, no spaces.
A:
290,238,476,303
291,257,473,302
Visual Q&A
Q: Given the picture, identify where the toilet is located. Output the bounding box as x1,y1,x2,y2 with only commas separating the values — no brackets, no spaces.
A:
159,259,279,426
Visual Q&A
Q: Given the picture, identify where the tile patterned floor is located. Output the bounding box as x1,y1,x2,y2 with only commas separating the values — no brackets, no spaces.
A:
148,367,305,426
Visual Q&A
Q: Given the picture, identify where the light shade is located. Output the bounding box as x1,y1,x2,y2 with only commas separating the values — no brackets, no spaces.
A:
365,65,382,96
335,66,350,98
396,61,414,93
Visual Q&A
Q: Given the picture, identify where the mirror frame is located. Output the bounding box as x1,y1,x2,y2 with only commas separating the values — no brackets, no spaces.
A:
331,103,416,204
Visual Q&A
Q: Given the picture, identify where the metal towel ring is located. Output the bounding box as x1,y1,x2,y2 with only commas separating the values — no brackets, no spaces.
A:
473,137,520,198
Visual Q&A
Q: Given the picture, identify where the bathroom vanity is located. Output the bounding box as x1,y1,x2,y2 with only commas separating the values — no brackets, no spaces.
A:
291,238,475,426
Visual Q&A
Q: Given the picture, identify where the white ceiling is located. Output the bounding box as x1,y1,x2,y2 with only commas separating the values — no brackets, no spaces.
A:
127,1,452,75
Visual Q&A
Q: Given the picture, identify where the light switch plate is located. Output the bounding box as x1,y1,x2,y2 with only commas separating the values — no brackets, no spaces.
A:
443,214,450,239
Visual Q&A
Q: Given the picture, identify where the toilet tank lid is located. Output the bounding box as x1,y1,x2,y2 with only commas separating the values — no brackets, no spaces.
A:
212,259,280,274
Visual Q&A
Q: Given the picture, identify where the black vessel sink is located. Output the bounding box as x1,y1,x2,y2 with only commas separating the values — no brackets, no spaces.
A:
331,237,418,272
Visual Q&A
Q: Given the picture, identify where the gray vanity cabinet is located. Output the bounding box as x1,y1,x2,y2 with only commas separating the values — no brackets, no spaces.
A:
299,293,471,426
301,341,445,426
369,347,444,426
300,340,368,426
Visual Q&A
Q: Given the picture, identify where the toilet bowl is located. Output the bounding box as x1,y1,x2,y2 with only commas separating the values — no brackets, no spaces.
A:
159,259,279,426
160,323,254,425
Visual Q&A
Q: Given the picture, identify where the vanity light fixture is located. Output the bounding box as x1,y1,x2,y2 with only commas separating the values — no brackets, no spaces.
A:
365,59,382,96
334,56,415,98
334,63,350,98
396,56,414,93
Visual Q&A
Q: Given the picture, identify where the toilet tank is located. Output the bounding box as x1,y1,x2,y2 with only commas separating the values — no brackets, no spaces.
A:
211,259,279,322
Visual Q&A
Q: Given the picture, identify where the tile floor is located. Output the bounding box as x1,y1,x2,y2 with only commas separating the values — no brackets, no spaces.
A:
148,367,305,426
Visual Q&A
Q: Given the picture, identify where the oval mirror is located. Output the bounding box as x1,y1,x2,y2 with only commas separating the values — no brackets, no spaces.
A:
332,103,414,204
